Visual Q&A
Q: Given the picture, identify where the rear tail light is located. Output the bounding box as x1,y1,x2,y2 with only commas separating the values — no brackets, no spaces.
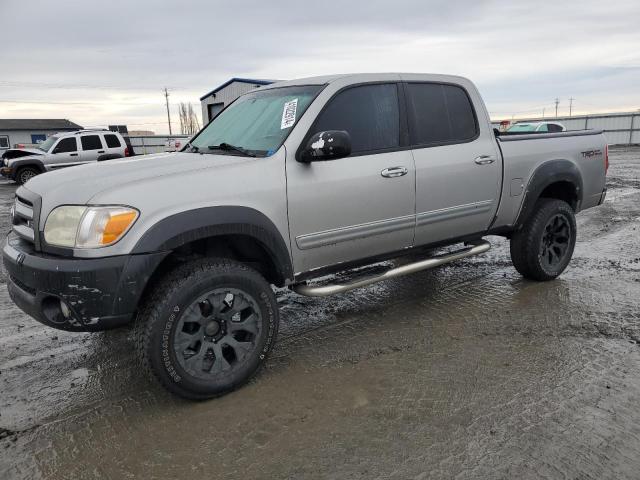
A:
604,144,609,174
124,147,130,157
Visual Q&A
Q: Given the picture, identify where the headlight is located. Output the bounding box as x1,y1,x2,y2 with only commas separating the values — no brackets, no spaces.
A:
44,206,139,248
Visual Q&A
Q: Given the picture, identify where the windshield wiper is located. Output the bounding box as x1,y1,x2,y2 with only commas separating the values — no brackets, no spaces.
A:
208,142,256,157
186,143,199,153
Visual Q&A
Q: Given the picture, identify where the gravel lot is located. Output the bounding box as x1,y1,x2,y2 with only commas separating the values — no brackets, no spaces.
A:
1,147,639,479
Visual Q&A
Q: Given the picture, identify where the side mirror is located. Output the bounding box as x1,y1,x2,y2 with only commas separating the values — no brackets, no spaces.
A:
298,130,351,163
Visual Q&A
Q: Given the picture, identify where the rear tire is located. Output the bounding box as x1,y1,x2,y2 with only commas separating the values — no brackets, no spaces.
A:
15,167,39,185
134,258,279,400
510,198,576,281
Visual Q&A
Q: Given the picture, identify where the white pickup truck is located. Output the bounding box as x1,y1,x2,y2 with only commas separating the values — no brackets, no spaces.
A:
3,73,608,399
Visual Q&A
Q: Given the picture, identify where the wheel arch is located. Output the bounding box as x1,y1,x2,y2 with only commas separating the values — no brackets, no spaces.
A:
11,158,46,174
132,206,293,287
514,159,583,228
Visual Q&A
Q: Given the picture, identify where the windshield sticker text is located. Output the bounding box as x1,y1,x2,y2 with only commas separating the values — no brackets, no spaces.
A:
281,99,298,129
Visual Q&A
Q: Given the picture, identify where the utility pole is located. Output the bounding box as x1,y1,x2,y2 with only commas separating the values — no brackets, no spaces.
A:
542,107,545,118
164,87,172,135
569,97,574,117
554,98,559,118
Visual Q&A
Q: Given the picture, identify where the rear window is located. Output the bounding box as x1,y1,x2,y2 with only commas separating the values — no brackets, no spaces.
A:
104,134,122,148
406,83,478,146
81,135,103,150
507,123,536,132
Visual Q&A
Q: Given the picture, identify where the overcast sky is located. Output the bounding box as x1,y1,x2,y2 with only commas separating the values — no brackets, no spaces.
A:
1,0,639,134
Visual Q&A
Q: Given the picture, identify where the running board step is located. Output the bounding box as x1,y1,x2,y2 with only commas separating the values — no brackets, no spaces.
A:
291,240,491,297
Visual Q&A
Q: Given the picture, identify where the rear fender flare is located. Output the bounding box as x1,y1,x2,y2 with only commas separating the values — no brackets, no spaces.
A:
515,159,583,227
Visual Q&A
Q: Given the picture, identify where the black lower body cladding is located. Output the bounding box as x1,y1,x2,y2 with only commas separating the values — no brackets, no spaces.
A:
2,233,167,331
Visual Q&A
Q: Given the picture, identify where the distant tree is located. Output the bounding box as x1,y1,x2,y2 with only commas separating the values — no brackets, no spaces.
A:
178,103,201,135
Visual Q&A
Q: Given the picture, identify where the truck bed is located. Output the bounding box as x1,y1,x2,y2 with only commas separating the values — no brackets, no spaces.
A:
492,129,607,228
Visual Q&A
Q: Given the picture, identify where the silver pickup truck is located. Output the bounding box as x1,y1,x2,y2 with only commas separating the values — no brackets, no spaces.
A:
2,73,607,399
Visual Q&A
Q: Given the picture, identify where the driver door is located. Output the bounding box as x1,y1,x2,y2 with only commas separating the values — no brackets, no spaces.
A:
49,137,81,169
286,82,416,273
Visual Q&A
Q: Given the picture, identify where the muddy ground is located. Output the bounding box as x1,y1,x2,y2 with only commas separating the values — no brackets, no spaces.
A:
1,148,639,479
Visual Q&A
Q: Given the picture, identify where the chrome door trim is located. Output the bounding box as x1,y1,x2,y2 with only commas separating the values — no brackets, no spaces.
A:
416,200,493,227
296,214,415,250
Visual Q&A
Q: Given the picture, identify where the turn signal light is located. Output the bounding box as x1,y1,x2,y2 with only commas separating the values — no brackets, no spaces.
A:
101,211,138,245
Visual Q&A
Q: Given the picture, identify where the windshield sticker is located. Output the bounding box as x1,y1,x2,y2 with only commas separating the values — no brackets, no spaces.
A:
281,98,298,129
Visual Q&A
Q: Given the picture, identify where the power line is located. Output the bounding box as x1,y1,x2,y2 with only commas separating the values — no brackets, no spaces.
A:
0,80,180,91
0,99,168,106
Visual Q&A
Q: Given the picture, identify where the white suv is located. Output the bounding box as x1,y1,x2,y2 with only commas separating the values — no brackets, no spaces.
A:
1,129,132,184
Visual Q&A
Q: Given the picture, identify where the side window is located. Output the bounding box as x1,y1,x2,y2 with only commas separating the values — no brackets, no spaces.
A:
312,84,400,154
53,137,78,153
547,123,562,133
0,135,9,149
80,135,103,150
537,124,549,132
406,83,478,146
104,134,122,148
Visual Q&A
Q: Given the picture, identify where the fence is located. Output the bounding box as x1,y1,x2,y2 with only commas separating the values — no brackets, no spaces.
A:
492,112,640,145
125,135,190,155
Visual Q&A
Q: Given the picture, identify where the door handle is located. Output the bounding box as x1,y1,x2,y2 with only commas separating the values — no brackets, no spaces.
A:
381,166,408,178
98,150,105,153
70,153,78,157
474,155,495,165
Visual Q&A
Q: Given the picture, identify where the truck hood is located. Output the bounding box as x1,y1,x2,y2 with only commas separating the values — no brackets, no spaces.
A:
24,152,253,206
2,147,44,160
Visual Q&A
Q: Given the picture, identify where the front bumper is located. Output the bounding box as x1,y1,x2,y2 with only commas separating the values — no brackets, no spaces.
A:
2,233,167,332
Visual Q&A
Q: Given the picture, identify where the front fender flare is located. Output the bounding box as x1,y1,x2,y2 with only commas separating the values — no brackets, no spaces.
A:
9,157,46,174
131,206,293,284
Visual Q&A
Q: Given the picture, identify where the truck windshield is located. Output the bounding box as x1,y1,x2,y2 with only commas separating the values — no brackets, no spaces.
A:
189,85,323,157
506,124,537,132
37,136,58,152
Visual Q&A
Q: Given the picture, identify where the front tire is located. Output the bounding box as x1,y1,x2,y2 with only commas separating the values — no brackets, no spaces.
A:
135,258,279,400
15,167,39,185
510,198,577,281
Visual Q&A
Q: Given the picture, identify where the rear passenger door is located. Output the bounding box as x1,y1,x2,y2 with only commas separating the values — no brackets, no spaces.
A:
79,134,105,163
286,82,416,273
404,81,501,246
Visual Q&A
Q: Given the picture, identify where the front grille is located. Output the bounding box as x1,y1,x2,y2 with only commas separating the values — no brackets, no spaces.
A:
12,194,36,244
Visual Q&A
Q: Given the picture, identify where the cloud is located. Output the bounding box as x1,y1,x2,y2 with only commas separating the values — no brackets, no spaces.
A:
0,0,638,131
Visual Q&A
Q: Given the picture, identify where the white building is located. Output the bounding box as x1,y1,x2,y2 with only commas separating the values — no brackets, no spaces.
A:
0,119,83,150
200,78,276,124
